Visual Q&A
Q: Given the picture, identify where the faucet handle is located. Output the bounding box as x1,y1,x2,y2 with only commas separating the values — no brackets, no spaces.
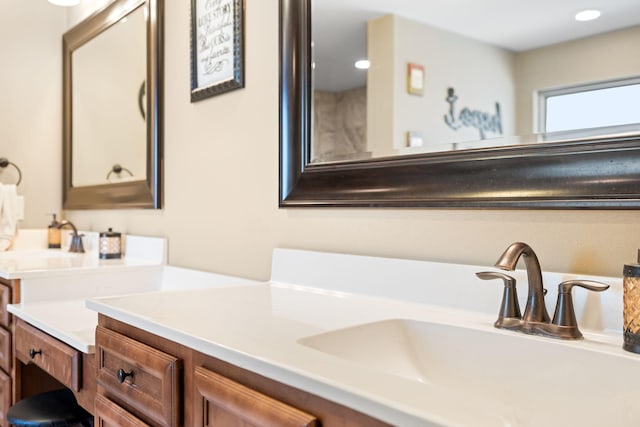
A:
551,280,609,338
476,271,522,328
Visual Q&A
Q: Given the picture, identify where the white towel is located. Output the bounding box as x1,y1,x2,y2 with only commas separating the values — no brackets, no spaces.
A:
0,184,18,251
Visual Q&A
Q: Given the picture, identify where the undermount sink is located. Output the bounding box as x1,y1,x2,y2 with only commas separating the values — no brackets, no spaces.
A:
299,319,640,425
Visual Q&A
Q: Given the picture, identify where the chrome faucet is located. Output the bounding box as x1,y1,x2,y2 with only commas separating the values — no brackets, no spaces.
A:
56,220,85,253
494,242,550,324
477,242,609,339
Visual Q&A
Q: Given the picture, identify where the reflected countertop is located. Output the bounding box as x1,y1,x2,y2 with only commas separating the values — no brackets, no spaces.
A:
0,230,166,280
0,248,161,280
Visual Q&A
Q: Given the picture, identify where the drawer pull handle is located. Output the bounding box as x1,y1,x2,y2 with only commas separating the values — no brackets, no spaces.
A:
117,368,133,384
28,349,42,359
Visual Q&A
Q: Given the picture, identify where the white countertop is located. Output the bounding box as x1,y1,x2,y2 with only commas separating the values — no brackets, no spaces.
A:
0,231,166,280
8,266,260,352
86,283,501,426
85,279,636,427
83,249,635,427
9,248,636,427
9,299,97,352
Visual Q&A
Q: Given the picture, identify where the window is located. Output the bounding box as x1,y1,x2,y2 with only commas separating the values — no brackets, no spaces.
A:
538,77,640,136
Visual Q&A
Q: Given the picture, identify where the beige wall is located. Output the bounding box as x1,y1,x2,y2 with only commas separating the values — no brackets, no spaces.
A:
0,1,66,226
3,0,640,280
366,14,395,156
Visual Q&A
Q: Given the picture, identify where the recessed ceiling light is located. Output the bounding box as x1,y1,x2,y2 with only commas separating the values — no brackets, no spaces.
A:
354,60,370,70
48,0,80,6
575,9,601,21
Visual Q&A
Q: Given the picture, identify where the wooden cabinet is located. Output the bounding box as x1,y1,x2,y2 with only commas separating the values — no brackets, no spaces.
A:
193,365,317,427
0,278,19,426
0,370,10,427
97,315,391,427
96,326,181,427
94,394,150,427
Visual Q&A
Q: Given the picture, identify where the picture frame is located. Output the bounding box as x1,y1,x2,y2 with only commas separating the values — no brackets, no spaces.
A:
407,63,425,96
190,0,244,102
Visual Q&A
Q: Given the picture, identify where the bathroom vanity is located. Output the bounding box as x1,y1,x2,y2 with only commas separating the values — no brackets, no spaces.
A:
0,229,167,424
6,246,637,426
84,248,634,427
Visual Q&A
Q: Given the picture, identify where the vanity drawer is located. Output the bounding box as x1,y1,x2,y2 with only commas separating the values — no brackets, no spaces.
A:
14,319,81,391
0,327,11,373
0,283,10,328
96,326,181,427
193,366,318,427
95,394,150,427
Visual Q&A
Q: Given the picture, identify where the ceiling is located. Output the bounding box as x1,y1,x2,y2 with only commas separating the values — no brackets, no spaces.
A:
312,0,640,91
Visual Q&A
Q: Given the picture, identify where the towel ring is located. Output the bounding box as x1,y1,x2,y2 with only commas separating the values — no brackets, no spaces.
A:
0,158,22,186
106,164,134,181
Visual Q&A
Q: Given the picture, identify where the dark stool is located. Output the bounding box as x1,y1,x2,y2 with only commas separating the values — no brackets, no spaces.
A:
7,388,93,427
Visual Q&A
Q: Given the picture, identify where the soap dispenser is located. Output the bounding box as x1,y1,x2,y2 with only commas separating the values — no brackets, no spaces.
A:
47,214,61,249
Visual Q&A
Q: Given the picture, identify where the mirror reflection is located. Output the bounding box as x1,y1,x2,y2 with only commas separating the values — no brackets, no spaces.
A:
72,5,146,186
311,0,640,164
63,0,163,210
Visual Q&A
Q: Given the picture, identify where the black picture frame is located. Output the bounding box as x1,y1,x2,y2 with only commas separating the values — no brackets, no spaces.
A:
190,0,245,102
279,0,640,209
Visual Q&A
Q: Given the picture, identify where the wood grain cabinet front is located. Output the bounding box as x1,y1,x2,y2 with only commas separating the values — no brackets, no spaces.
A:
95,326,181,427
94,394,150,427
0,284,10,330
193,365,318,427
14,319,81,391
0,328,11,375
0,278,17,426
0,369,10,427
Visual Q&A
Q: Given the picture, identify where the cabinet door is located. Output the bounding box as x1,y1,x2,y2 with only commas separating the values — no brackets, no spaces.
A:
95,394,150,427
193,366,318,427
0,327,10,374
0,283,10,329
0,369,10,427
96,326,181,427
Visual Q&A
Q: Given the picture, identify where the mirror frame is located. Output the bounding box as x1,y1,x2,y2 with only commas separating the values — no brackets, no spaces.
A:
63,0,163,209
279,0,640,208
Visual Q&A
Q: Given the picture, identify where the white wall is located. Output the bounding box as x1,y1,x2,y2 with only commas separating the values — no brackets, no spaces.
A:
4,0,640,281
0,1,66,226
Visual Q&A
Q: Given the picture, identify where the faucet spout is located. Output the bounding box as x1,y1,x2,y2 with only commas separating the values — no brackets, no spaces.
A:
495,242,549,323
56,220,85,253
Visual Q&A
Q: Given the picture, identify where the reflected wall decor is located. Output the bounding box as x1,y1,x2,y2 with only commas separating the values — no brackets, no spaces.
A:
407,63,424,96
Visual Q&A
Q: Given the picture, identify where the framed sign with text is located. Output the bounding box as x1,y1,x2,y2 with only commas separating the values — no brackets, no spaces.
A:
190,0,244,102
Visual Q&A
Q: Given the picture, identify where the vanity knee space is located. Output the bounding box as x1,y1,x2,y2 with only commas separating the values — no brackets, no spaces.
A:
12,318,96,414
15,319,81,391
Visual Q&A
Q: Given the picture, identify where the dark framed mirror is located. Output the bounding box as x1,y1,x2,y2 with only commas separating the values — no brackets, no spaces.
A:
280,0,640,208
63,0,163,209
